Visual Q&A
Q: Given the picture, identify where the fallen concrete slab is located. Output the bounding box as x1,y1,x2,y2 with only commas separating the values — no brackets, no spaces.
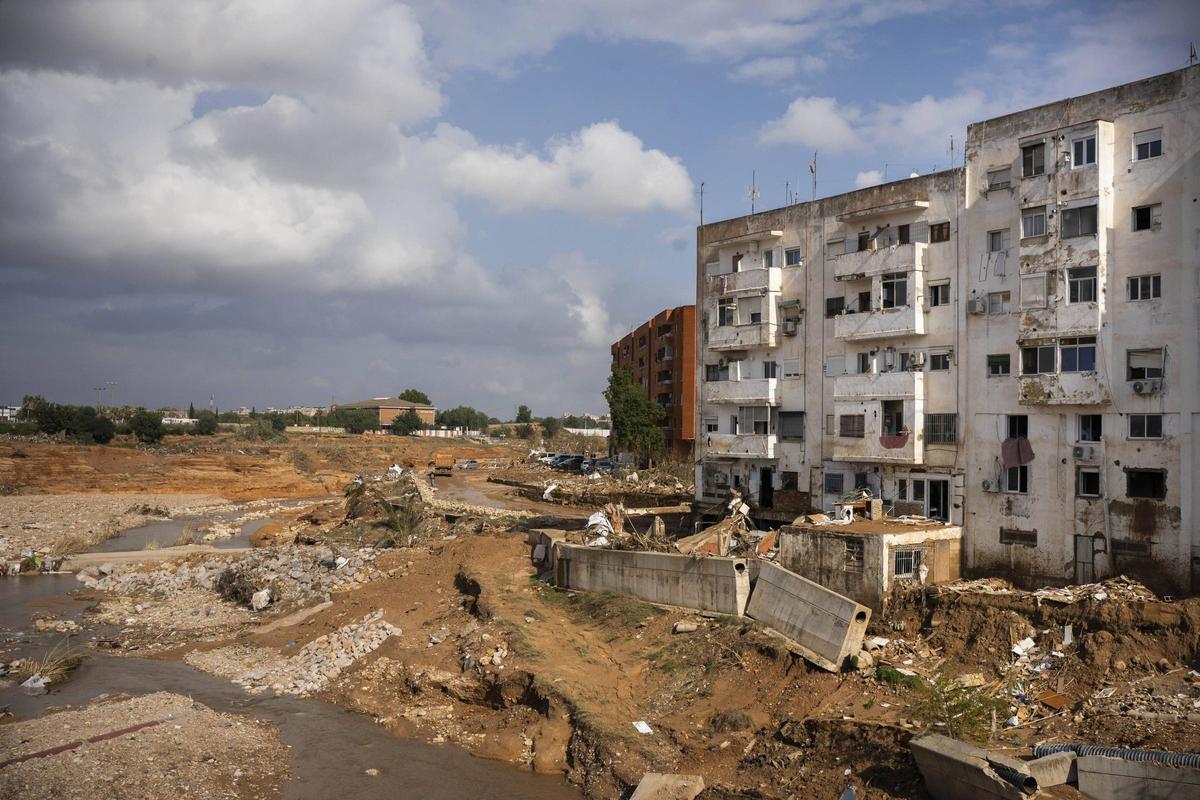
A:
744,560,871,672
910,734,1032,800
629,772,705,799
1077,754,1200,800
1024,751,1076,787
553,543,750,616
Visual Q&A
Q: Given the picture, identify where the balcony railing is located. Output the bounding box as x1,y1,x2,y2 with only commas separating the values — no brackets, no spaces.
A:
1018,373,1110,406
708,266,782,295
833,306,924,341
834,370,924,401
704,433,777,459
834,243,925,281
707,322,778,351
703,378,779,405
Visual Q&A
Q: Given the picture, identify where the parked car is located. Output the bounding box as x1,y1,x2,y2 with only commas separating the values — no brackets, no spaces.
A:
539,453,561,466
457,459,480,469
558,455,585,471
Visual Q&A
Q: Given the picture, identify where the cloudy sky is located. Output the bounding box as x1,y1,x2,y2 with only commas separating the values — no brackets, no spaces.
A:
1,1,1195,417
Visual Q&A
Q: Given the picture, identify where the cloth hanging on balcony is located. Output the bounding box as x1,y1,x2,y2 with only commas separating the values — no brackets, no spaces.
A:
1000,436,1035,468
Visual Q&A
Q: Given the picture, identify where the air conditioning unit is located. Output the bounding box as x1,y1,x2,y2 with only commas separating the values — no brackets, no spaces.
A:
1072,445,1094,460
781,319,798,336
981,479,999,493
967,298,987,314
1132,379,1162,395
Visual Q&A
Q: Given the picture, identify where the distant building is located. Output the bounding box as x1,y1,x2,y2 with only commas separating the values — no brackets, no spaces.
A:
331,397,437,428
0,406,22,422
611,305,696,458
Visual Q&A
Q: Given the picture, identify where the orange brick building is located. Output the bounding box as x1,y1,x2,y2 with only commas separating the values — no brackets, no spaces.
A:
610,305,696,458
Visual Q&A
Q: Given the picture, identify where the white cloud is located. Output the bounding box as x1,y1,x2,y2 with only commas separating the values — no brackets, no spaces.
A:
443,122,694,217
731,57,798,82
854,170,883,189
759,96,863,152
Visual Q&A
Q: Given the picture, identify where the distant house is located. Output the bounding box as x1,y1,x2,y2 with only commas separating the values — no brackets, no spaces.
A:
331,397,437,428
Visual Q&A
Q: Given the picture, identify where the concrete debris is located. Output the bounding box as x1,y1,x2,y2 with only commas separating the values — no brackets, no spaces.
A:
629,772,704,799
250,588,271,611
672,622,699,634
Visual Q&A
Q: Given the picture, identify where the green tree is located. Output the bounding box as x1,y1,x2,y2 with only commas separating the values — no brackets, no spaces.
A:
129,410,165,444
515,423,534,439
515,404,532,423
540,416,562,439
188,402,196,419
194,410,219,435
88,415,116,444
399,389,431,405
436,405,490,431
604,367,664,457
390,409,424,435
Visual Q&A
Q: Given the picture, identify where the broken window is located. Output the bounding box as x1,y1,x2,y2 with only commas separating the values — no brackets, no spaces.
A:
844,539,865,573
717,299,735,326
1000,528,1037,547
1078,414,1102,443
1061,205,1098,238
839,414,865,438
928,282,950,307
857,231,871,252
1076,467,1101,497
1072,134,1096,167
1060,336,1096,372
987,167,1011,190
987,291,1011,314
785,247,803,266
1021,142,1045,177
1007,414,1028,438
1126,469,1166,500
882,400,905,435
926,414,957,444
1133,128,1162,161
929,352,951,371
1132,204,1161,232
930,222,950,243
1068,266,1098,303
1004,465,1029,494
782,358,801,379
1128,414,1163,440
731,252,744,272
987,229,1009,252
825,296,845,317
779,411,805,441
881,272,908,308
987,354,1011,376
1128,274,1161,300
1021,206,1047,238
781,471,799,491
1021,344,1055,374
1126,348,1164,380
893,548,922,579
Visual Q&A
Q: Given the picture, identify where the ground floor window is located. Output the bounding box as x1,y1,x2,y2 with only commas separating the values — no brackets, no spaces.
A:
893,548,923,579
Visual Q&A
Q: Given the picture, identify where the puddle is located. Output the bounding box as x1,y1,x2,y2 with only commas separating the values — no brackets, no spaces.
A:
92,504,304,553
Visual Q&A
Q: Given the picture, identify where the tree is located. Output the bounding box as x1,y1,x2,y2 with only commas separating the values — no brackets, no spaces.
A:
391,409,424,435
515,423,534,439
188,402,196,419
194,410,219,435
129,410,165,443
399,389,431,405
515,404,532,423
88,415,116,444
604,367,664,457
436,405,490,432
540,416,562,439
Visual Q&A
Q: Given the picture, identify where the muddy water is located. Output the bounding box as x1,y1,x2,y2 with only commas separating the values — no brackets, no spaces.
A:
2,551,582,798
92,509,293,552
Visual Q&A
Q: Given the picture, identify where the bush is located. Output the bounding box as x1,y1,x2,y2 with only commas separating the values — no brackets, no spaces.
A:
0,421,38,436
128,410,165,444
515,423,534,439
214,567,258,607
193,411,218,436
88,415,116,444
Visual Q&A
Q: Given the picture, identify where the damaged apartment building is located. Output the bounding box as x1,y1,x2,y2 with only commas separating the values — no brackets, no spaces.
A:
694,65,1200,594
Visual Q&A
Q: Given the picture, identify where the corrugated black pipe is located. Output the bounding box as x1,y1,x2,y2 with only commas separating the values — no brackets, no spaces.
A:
987,761,1037,794
1034,743,1200,769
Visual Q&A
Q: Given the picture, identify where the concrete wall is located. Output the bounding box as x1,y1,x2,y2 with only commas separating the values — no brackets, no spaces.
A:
910,734,1029,800
1076,755,1200,800
553,543,750,616
743,560,871,671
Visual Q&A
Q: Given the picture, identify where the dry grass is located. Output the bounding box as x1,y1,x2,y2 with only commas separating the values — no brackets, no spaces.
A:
14,640,86,684
173,528,197,546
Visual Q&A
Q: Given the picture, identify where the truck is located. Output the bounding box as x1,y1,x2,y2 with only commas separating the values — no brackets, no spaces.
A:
433,452,455,477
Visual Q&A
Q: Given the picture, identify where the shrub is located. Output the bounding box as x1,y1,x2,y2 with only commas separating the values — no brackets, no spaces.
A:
128,410,164,444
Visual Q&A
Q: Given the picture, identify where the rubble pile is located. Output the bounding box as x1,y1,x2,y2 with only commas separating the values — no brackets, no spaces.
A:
493,464,693,507
185,610,399,695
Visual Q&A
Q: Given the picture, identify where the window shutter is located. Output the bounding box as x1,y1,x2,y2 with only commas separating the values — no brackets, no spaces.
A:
824,355,846,377
1020,274,1047,309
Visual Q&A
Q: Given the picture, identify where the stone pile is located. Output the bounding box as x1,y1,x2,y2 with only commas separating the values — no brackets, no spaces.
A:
184,610,399,695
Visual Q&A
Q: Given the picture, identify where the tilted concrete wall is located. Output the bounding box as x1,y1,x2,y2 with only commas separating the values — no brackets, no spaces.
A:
744,560,871,671
552,543,750,616
1077,755,1200,800
910,734,1029,800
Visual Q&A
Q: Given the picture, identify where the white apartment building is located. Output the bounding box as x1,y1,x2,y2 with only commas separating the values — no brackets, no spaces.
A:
695,66,1199,593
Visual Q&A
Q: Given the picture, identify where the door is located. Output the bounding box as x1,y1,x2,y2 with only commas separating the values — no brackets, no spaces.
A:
759,467,774,509
928,480,949,521
1074,535,1094,584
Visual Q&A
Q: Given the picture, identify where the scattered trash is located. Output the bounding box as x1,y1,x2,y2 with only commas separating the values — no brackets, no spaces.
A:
633,720,653,734
1063,624,1073,646
21,675,47,695
250,589,272,611
543,483,559,500
672,622,698,634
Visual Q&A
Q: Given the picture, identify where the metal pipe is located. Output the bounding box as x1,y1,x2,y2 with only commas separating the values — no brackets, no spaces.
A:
1034,743,1200,769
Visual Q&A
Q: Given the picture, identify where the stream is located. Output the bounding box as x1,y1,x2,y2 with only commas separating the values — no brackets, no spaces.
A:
0,507,583,800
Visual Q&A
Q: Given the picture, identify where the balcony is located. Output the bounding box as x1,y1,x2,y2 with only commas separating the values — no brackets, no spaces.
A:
1018,373,1110,406
834,370,924,401
832,430,922,465
703,378,779,405
708,322,778,351
1019,301,1101,339
833,306,924,341
707,266,781,295
834,243,926,281
704,433,777,459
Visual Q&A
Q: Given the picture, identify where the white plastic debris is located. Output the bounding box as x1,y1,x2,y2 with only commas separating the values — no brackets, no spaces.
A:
586,511,615,536
1012,637,1036,657
543,483,559,500
386,464,403,479
1063,624,1074,646
21,675,47,695
632,720,653,734
251,589,272,611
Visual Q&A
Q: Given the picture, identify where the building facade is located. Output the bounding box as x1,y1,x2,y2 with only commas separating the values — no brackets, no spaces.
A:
331,397,437,427
611,305,697,458
695,66,1199,593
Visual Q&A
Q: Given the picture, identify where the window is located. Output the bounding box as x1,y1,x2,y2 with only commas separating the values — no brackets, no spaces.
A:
881,272,908,308
1126,469,1166,500
1020,273,1047,309
1112,539,1151,557
738,406,771,435
1072,134,1096,167
657,369,672,383
762,360,778,379
638,336,646,348
928,282,950,307
1068,266,1098,303
857,290,872,313
929,352,951,371
718,298,735,326
839,414,865,438
1007,414,1028,438
1128,414,1163,440
703,417,718,433
881,400,904,436
1126,348,1164,380
1132,204,1161,232
844,539,864,573
1133,128,1162,161
782,358,801,379
1061,205,1098,237
1078,414,1102,443
856,352,871,374
987,291,1011,314
857,231,871,251
763,248,775,268
987,354,1011,376
1128,274,1161,301
930,222,950,243
1021,344,1055,374
1022,142,1045,177
987,167,1011,189
824,472,844,494
926,414,957,444
1076,467,1101,498
785,248,803,266
825,414,836,435
898,224,911,244
705,363,729,382
1021,205,1047,238
740,296,762,324
988,229,1009,252
781,471,798,491
1060,336,1096,372
825,296,845,317
1000,528,1038,547
893,548,922,578
731,253,744,272
824,355,846,377
1004,465,1029,494
779,411,805,441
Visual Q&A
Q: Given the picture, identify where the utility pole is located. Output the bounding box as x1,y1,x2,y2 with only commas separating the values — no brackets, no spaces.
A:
94,386,105,412
748,170,759,214
105,381,117,414
809,150,818,202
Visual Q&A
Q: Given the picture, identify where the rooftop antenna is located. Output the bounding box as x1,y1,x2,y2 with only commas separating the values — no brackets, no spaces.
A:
784,180,791,206
948,135,956,169
808,150,818,202
209,394,214,413
748,170,759,214
698,181,705,226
